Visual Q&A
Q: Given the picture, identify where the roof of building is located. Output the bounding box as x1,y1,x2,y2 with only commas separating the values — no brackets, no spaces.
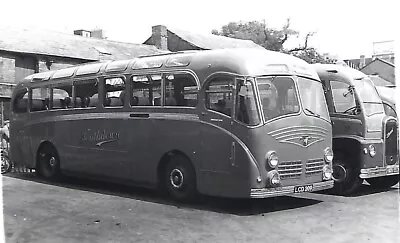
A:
144,26,263,50
168,27,263,50
360,57,395,70
0,26,166,61
344,57,373,69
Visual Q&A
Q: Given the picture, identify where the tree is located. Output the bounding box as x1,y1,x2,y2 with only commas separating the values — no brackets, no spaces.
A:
212,19,333,64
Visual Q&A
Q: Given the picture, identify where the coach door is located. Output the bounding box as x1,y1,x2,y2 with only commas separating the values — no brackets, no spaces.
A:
199,74,236,173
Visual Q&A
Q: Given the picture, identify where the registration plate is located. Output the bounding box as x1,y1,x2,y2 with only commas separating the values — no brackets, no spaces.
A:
294,184,313,193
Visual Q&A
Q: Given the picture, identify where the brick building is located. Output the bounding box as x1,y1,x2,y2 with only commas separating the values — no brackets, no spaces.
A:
144,25,262,51
345,55,395,85
0,26,164,123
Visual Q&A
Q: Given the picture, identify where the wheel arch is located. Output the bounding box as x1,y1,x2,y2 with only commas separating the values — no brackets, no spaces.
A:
332,136,362,166
35,140,59,168
156,149,196,187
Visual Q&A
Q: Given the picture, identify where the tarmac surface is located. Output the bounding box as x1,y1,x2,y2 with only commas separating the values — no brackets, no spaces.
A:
1,173,399,243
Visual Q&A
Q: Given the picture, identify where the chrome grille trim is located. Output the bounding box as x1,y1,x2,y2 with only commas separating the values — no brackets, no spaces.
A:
278,160,302,179
383,118,398,166
306,158,324,176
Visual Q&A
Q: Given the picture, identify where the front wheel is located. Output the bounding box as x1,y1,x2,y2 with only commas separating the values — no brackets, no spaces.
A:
164,155,197,202
331,153,362,195
366,175,400,189
36,146,61,180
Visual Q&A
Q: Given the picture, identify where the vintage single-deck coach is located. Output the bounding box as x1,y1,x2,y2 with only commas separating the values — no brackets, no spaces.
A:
313,64,399,195
10,48,334,201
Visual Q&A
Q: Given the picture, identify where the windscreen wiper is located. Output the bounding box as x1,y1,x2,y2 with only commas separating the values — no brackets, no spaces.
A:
305,108,320,118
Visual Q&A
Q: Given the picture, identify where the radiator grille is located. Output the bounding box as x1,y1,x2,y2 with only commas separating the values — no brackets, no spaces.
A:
306,158,324,176
277,161,302,179
384,119,398,165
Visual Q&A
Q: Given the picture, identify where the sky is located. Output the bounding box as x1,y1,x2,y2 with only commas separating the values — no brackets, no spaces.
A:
0,0,397,60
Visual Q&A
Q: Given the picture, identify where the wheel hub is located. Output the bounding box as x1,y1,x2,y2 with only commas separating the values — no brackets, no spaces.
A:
333,164,347,182
170,169,184,188
49,157,56,167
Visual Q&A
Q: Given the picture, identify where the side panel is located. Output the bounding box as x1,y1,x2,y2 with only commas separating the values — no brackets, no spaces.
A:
61,113,140,181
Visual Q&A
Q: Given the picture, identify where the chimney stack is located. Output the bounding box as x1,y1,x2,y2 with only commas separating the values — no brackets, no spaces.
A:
359,55,366,69
74,29,91,38
91,29,104,39
152,25,168,51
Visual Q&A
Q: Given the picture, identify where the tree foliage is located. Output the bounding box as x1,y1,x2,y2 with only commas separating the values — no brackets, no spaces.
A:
212,19,334,64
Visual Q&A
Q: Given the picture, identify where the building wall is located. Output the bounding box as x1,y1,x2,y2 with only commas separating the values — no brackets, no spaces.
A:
0,52,89,123
167,32,202,52
15,55,38,82
0,54,16,84
38,59,78,73
361,61,395,84
144,25,203,52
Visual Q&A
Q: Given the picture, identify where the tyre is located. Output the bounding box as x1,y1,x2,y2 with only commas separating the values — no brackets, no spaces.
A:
366,175,400,189
331,153,362,195
164,155,197,202
36,145,61,180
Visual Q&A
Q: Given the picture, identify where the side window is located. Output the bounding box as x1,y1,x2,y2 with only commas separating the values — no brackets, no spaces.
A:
74,79,98,108
235,78,260,126
131,75,162,106
383,103,397,118
51,84,72,110
31,87,50,112
205,77,234,116
330,81,357,113
164,73,198,107
104,77,125,107
13,90,28,114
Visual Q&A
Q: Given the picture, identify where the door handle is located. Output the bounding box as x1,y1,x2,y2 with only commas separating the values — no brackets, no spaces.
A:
210,118,223,122
130,113,149,118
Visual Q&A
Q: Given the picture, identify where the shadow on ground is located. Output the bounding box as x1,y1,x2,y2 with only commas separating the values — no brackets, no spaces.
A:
3,172,322,216
314,182,399,197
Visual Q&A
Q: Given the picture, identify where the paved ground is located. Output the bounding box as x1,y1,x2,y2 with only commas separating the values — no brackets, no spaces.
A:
1,173,399,243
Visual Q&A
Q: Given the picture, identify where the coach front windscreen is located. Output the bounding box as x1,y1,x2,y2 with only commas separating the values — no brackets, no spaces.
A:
256,76,329,122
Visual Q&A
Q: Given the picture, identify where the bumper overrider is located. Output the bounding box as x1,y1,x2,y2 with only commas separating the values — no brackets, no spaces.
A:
359,164,399,179
250,180,334,198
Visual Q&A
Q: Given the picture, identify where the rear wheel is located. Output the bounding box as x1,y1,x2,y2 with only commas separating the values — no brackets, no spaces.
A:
366,175,400,189
36,145,61,180
331,153,362,195
164,155,197,202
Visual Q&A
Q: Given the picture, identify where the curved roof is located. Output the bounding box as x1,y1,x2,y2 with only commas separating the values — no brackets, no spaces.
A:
312,63,367,83
22,48,319,84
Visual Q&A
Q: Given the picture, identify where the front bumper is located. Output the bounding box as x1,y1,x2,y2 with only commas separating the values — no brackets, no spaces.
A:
359,164,399,179
250,180,334,198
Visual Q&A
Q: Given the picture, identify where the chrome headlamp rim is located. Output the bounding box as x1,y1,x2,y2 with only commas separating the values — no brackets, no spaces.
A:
324,147,334,163
266,170,281,186
266,151,279,169
368,144,376,157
